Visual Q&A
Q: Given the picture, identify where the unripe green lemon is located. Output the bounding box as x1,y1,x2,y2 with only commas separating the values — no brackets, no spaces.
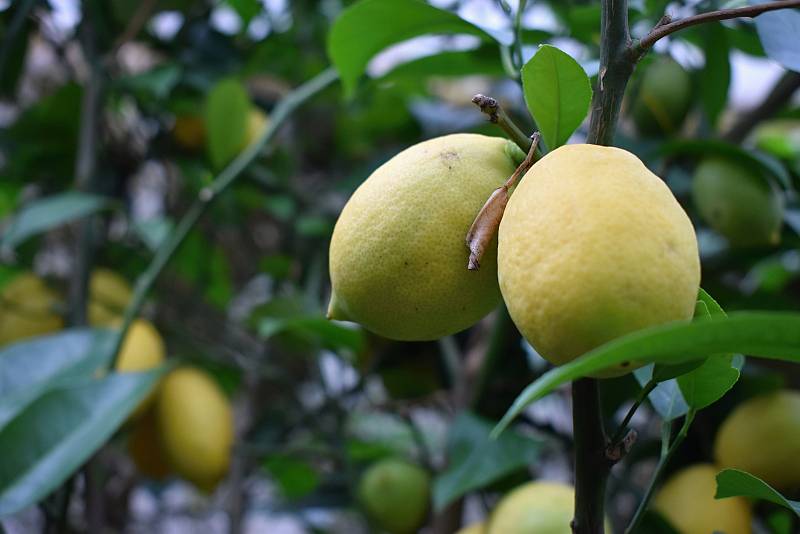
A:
88,268,133,326
0,273,63,347
328,134,517,340
487,481,608,534
631,56,692,137
115,319,166,418
753,119,800,160
358,459,431,534
498,145,699,376
155,367,233,492
714,390,800,490
456,522,486,534
654,464,751,534
692,158,784,247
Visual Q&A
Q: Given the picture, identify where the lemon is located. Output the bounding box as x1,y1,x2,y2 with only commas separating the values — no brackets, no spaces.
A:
173,114,206,151
0,273,63,347
128,407,171,480
753,119,800,160
155,367,233,491
631,56,692,137
654,463,751,534
714,390,800,490
89,268,133,326
358,459,431,534
487,481,608,534
498,144,700,376
243,109,268,149
456,522,486,534
692,158,784,247
115,319,166,418
328,134,516,340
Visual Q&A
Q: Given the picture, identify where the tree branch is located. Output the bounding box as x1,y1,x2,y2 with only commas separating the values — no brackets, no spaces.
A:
723,70,800,143
635,0,800,54
472,94,533,152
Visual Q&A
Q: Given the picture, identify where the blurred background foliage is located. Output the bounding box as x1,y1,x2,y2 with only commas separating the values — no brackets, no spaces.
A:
0,0,799,533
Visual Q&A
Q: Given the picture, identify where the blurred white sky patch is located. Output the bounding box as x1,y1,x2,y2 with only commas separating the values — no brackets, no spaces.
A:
211,4,243,35
150,11,184,41
729,51,785,108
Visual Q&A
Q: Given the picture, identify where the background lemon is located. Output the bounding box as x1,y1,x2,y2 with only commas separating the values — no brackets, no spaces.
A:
498,144,699,375
89,268,133,326
358,458,430,534
328,133,516,340
653,463,751,534
631,56,692,137
714,390,800,490
128,408,171,480
692,157,784,247
115,319,166,418
155,367,233,491
0,273,63,347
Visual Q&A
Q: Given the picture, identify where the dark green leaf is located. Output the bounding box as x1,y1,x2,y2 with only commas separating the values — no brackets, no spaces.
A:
698,23,730,127
752,0,800,72
205,78,250,170
716,468,800,517
521,45,592,148
263,455,320,500
118,64,182,100
0,329,118,429
1,193,111,249
226,0,260,25
494,312,800,436
258,316,365,353
0,370,163,516
433,412,542,511
327,0,493,96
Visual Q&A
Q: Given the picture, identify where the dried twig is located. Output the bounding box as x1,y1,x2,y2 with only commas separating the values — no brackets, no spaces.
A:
465,132,540,271
471,94,533,152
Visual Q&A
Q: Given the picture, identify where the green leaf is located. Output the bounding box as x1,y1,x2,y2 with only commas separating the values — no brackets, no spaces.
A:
521,45,592,149
716,468,800,517
1,192,111,249
751,0,800,72
433,412,542,511
494,312,800,436
118,64,181,100
327,0,493,97
0,329,118,429
205,78,250,170
378,47,505,84
698,23,730,127
263,455,320,500
0,370,163,516
226,0,260,25
258,316,365,354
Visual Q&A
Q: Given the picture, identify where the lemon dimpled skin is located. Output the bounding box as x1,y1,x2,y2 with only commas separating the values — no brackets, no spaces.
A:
328,134,516,340
498,144,700,376
358,459,431,534
156,367,233,492
0,273,63,347
714,390,800,490
654,464,751,534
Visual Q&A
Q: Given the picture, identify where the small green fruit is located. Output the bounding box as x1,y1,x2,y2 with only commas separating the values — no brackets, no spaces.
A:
328,134,516,340
358,459,430,534
631,57,692,137
692,157,784,247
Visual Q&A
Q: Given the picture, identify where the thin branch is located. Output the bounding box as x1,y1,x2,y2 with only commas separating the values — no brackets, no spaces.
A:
472,94,533,152
607,379,657,449
636,0,800,53
465,132,540,270
108,68,339,369
723,71,800,143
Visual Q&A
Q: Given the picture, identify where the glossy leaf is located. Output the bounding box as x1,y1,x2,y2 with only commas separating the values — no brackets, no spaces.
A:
1,192,111,249
0,329,118,429
0,370,163,516
494,312,800,436
521,44,592,149
752,0,800,72
716,468,800,517
259,316,365,353
698,23,730,127
205,78,251,170
433,412,542,511
327,0,493,96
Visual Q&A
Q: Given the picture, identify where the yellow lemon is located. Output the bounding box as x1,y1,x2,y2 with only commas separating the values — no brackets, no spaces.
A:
88,268,133,326
487,481,608,534
0,273,62,347
328,134,517,340
155,367,233,492
456,522,486,534
653,463,751,534
242,108,268,150
358,459,430,534
498,144,700,376
128,407,171,480
714,390,800,490
115,319,166,418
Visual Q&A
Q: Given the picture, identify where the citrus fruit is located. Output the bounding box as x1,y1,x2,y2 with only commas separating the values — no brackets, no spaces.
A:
714,390,800,490
358,458,431,534
498,144,700,376
0,273,62,347
631,56,692,137
328,133,517,340
692,157,784,247
456,522,486,534
115,319,166,418
653,463,751,534
88,268,133,326
155,367,233,492
128,407,171,480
